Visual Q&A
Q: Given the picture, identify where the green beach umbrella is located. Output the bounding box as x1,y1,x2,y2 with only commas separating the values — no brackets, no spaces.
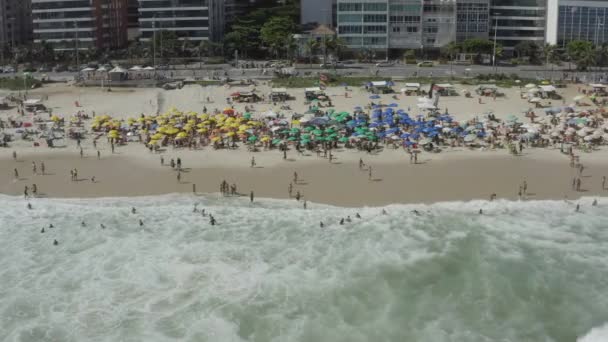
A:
248,136,258,142
243,113,252,119
272,138,282,145
339,137,349,143
301,139,311,144
312,129,323,135
290,127,300,133
315,136,326,141
287,137,297,141
305,126,315,131
281,129,290,134
301,133,311,139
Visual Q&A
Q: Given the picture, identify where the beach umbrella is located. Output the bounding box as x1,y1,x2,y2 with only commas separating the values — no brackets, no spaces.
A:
369,95,380,99
176,132,188,139
312,129,323,135
151,133,164,140
248,136,258,142
464,134,476,142
272,139,282,145
339,137,349,143
524,83,536,89
287,137,297,141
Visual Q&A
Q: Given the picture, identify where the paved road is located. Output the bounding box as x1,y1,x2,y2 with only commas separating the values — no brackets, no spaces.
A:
1,62,606,83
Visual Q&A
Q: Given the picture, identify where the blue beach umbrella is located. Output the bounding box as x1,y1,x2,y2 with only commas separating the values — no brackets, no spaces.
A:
370,95,380,99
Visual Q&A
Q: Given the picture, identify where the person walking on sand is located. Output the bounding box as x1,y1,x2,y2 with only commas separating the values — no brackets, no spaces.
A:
177,171,181,183
368,166,372,180
303,200,307,209
293,172,298,184
70,169,74,181
603,176,606,190
572,177,576,190
251,157,256,168
329,152,333,163
31,162,36,175
12,151,17,160
414,153,418,164
523,180,528,195
283,149,287,160
79,147,83,158
288,183,293,197
13,168,18,180
160,155,164,166
96,150,100,160
93,139,97,149
74,169,78,181
24,186,29,199
359,158,364,170
32,184,37,196
250,191,254,203
295,191,301,201
176,158,182,170
111,142,115,154
40,162,45,175
192,183,196,193
576,178,581,192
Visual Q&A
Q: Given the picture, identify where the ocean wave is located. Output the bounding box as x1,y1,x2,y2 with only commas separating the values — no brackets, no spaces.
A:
1,194,607,341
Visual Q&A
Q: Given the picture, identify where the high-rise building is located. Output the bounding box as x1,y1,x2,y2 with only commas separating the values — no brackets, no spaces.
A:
0,0,33,49
490,0,546,52
138,0,224,42
546,0,608,47
127,0,140,40
336,0,486,52
301,0,336,27
32,0,128,51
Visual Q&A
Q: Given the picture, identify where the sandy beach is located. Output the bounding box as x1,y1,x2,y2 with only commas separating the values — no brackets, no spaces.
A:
1,146,607,207
1,80,607,206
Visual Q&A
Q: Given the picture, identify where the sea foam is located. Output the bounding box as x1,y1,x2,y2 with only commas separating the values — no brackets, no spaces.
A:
1,194,607,342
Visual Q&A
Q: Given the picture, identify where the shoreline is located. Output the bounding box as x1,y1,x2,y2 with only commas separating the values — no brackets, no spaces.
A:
1,150,607,207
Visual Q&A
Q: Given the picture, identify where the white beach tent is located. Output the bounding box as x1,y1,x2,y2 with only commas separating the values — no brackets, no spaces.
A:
129,66,143,71
81,67,96,72
143,66,155,71
109,66,127,73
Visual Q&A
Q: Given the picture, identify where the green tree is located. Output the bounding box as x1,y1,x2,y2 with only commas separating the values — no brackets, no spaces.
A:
542,43,561,65
325,36,347,61
514,41,540,63
260,16,296,58
305,39,318,67
567,40,595,70
443,41,462,62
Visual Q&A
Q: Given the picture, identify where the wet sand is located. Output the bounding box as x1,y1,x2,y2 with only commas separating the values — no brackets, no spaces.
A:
1,150,606,207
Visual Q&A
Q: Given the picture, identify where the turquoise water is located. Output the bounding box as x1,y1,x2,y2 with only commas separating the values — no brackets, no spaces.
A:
0,194,607,342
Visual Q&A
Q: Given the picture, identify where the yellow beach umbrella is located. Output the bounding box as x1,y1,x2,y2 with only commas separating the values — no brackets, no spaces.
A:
176,132,188,138
226,131,236,137
151,133,164,140
197,128,208,133
165,128,179,135
51,115,61,122
261,136,270,142
211,136,221,142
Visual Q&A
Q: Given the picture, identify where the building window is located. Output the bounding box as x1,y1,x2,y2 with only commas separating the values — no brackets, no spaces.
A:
363,14,387,23
364,25,387,34
338,14,362,23
363,3,387,12
338,3,362,12
426,38,435,44
407,26,418,33
392,26,401,33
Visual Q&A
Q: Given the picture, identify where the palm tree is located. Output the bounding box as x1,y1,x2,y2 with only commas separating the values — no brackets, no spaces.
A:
283,35,297,60
305,39,318,67
327,36,347,61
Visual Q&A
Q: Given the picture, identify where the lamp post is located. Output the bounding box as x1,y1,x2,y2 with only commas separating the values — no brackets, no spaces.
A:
152,15,156,77
492,13,501,73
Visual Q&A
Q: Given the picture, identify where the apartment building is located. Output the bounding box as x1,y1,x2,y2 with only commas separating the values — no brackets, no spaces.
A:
490,0,546,52
336,0,491,52
546,0,608,47
32,0,128,51
138,0,224,42
0,0,33,49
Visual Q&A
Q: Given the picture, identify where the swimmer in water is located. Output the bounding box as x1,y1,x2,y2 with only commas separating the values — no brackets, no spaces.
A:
356,213,361,219
382,209,387,215
100,224,106,229
576,204,580,212
412,210,420,216
53,240,59,246
339,218,345,225
320,221,324,228
139,219,144,226
49,224,54,228
201,209,206,217
41,228,45,233
346,216,352,223
592,199,598,206
193,204,199,213
27,203,32,210
210,215,216,226
131,207,136,214
81,221,86,227
479,209,483,215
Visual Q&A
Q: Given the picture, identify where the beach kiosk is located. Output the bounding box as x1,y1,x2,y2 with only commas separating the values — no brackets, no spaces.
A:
368,81,394,94
589,83,607,96
109,66,128,82
401,83,420,96
539,85,560,99
270,88,289,102
435,83,458,96
305,87,325,101
23,99,45,111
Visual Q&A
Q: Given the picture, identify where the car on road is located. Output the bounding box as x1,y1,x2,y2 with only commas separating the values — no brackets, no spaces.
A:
3,66,15,73
417,61,434,67
375,61,396,67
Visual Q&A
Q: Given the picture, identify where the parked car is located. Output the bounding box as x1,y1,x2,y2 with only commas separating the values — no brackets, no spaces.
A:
3,66,15,73
417,61,434,67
